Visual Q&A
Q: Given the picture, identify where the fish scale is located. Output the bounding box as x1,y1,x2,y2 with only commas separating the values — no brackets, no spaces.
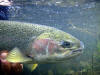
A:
0,20,55,51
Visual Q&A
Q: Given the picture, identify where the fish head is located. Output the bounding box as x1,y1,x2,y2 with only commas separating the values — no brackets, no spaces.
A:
30,30,84,63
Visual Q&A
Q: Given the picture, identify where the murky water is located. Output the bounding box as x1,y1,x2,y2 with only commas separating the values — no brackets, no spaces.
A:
8,0,100,75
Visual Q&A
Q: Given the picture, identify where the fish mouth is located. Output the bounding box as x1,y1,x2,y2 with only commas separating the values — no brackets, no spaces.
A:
71,41,84,54
72,49,83,53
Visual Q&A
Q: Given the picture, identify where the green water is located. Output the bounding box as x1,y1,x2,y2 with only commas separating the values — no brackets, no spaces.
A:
8,0,100,75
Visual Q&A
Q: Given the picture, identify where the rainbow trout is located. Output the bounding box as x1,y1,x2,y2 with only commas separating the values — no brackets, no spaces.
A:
0,21,84,71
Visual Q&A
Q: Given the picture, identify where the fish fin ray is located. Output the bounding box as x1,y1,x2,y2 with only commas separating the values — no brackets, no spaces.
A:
27,64,38,72
6,47,32,63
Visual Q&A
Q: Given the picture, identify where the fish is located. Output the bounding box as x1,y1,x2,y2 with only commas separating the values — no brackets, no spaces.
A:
0,20,84,71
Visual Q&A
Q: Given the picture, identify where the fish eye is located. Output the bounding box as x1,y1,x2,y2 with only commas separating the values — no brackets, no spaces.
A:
60,41,71,48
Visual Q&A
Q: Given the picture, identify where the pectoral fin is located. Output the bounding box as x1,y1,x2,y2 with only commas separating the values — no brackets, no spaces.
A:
27,64,38,71
6,47,32,63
